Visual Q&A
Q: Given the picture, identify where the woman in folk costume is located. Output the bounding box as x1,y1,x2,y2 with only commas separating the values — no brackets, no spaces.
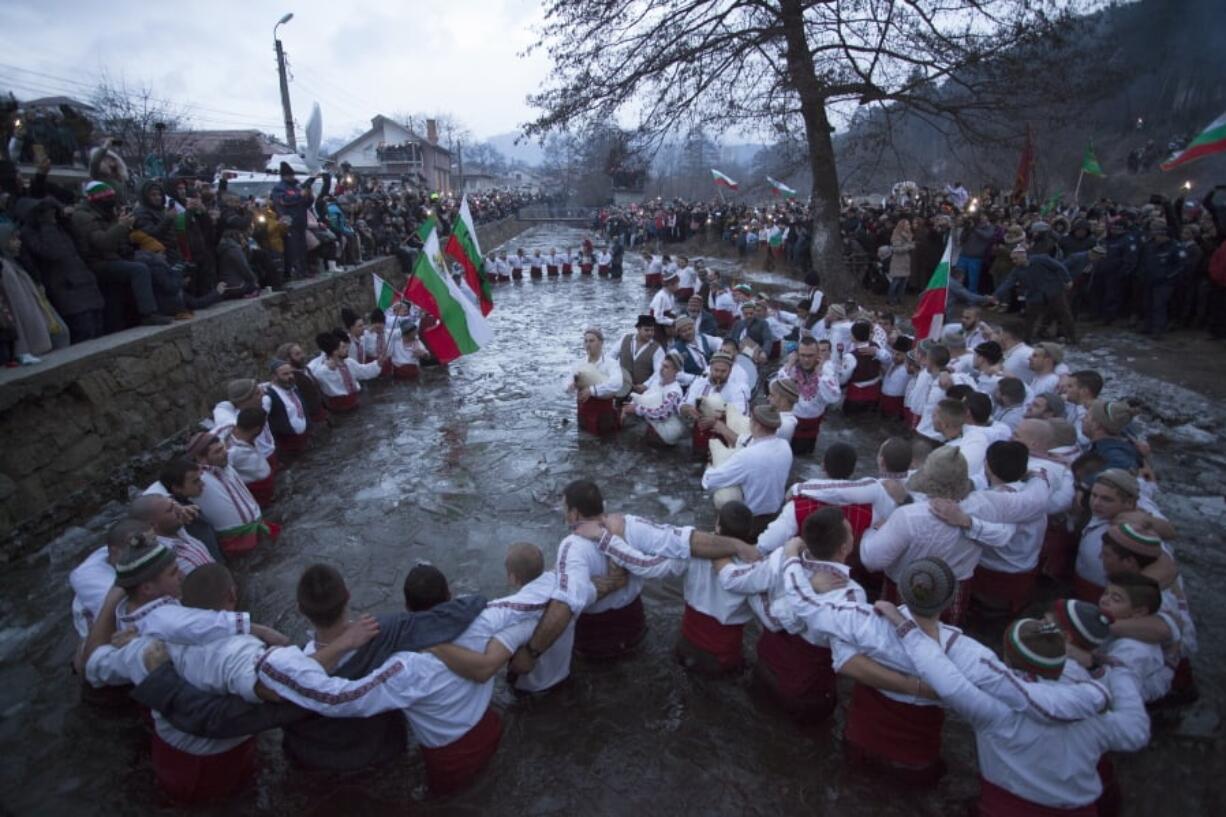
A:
308,330,384,413
0,221,67,364
623,351,686,446
570,327,625,436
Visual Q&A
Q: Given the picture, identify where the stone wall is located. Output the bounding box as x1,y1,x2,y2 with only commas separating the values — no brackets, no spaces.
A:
0,216,532,559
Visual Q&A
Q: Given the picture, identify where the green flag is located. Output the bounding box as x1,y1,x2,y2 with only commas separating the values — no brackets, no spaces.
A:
1081,142,1105,178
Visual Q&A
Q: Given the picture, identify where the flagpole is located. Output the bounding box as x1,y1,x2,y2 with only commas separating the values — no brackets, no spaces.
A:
1074,169,1084,206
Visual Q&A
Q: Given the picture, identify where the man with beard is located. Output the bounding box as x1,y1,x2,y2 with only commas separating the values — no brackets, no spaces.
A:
276,341,328,424
128,493,216,577
186,432,277,556
264,357,312,455
775,336,842,455
671,315,721,387
680,352,750,458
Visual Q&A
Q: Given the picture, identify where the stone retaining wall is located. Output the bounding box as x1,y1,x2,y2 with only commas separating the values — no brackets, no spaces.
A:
0,217,532,559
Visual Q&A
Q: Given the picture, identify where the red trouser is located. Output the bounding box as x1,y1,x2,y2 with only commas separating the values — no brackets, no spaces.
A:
419,708,503,796
845,683,945,784
679,604,744,671
151,734,257,804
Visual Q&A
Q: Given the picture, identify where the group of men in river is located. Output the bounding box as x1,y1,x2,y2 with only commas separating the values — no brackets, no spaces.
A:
67,243,1195,816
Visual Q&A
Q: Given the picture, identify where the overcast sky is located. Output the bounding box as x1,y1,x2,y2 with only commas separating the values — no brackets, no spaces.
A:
1,0,550,143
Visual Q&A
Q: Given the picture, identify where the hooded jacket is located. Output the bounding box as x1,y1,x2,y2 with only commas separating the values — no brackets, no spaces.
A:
17,197,104,315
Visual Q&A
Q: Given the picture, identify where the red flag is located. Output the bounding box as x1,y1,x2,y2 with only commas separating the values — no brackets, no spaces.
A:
1013,124,1035,199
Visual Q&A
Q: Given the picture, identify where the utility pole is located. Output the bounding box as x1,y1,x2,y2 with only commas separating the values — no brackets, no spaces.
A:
274,13,297,152
456,140,463,196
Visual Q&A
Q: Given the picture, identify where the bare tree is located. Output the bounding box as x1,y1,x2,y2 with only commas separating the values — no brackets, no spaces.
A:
91,76,188,174
524,0,1105,297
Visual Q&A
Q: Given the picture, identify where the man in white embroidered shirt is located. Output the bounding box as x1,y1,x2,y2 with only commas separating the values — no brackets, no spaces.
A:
702,405,794,535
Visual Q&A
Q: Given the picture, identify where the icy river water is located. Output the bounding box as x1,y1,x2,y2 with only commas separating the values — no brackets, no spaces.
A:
1,224,1223,816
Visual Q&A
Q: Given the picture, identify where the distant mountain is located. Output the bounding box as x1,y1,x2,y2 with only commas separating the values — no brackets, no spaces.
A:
485,132,545,166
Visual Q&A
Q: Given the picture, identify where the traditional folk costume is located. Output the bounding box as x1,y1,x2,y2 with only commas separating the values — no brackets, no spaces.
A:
575,351,624,436
701,433,793,524
389,327,429,380
265,380,311,455
644,254,663,288
196,462,271,555
682,374,750,458
775,360,841,455
528,251,545,280
308,354,383,413
707,284,737,330
844,341,892,413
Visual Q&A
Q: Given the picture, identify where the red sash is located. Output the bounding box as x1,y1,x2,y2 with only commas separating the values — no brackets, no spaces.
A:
151,734,257,804
676,287,694,302
577,396,621,436
972,565,1038,616
1096,756,1119,817
273,432,309,455
977,777,1097,817
217,531,258,555
530,266,543,279
645,272,663,288
597,264,610,276
1040,522,1076,582
512,269,524,280
794,415,824,440
845,683,944,777
679,604,744,671
878,394,905,419
562,263,573,275
575,595,647,659
419,708,503,796
756,628,836,705
714,309,735,329
323,393,360,413
547,264,559,277
882,577,972,626
1072,576,1105,605
904,408,919,428
580,263,593,275
846,382,882,404
393,363,420,380
691,421,715,458
244,472,276,509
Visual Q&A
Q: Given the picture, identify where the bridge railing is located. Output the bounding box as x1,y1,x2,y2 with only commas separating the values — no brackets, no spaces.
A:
516,205,602,222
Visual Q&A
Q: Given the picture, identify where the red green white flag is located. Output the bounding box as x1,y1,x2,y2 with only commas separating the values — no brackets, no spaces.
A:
911,233,952,341
766,176,798,198
372,273,398,310
1161,110,1226,171
404,228,493,363
710,169,739,190
444,197,493,316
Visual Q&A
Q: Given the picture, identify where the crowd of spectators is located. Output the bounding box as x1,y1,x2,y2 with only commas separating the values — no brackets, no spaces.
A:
0,139,543,366
596,180,1226,344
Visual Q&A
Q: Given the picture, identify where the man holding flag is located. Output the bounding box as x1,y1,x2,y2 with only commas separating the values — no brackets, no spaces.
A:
911,233,954,342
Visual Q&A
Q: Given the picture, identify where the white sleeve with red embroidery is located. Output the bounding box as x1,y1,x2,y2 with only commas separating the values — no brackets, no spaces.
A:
257,648,423,717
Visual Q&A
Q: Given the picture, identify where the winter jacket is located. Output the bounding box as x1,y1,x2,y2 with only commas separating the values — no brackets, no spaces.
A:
216,237,259,291
132,180,180,257
17,199,104,315
69,201,132,264
1137,239,1187,285
993,255,1072,304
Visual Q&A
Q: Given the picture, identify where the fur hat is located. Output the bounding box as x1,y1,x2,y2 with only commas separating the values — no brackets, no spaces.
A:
898,558,956,617
1048,599,1112,650
1034,342,1064,364
752,404,782,430
1088,399,1135,436
942,326,966,347
771,378,800,403
906,446,973,500
827,304,847,320
892,335,914,353
1095,468,1139,500
114,535,175,588
635,314,657,329
1002,619,1066,680
1105,521,1163,561
268,357,290,373
709,351,735,368
664,350,685,371
226,378,259,404
186,431,216,459
673,315,694,331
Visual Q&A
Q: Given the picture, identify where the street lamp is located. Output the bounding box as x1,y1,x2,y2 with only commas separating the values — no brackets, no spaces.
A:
274,13,297,151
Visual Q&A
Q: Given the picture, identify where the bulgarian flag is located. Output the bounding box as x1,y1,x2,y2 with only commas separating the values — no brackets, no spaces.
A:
711,169,739,190
372,273,399,310
1161,110,1226,171
911,233,953,341
1081,141,1105,177
444,197,493,316
766,176,797,198
405,228,493,363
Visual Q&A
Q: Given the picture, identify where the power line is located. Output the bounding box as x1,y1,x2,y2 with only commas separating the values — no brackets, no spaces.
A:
0,62,286,127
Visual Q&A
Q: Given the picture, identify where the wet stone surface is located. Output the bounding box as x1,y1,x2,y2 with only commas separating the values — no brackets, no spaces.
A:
0,225,1222,816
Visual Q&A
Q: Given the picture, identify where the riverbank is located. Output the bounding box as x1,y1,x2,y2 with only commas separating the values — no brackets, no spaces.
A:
0,216,532,560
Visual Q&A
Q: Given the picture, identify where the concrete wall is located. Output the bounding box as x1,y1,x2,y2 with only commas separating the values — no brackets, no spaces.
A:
0,217,531,559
